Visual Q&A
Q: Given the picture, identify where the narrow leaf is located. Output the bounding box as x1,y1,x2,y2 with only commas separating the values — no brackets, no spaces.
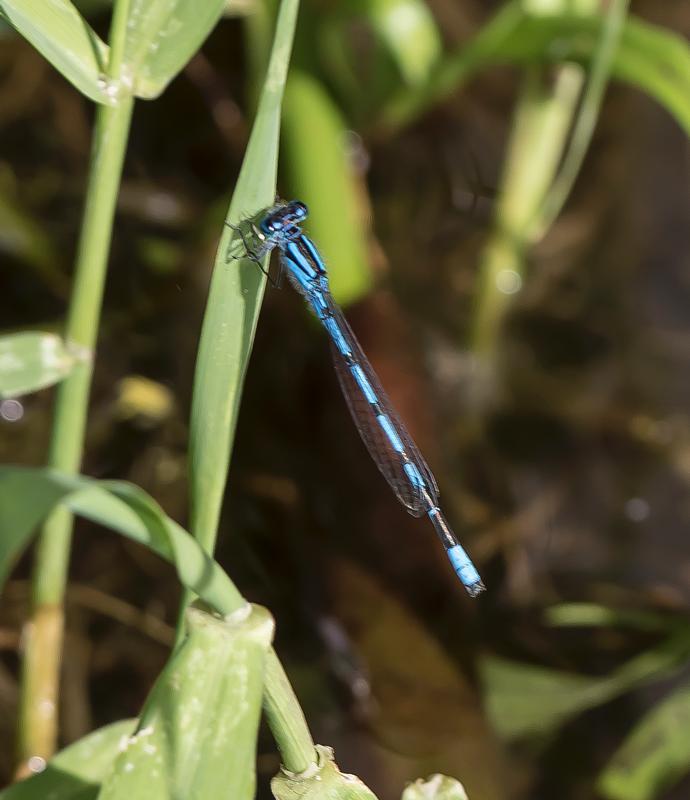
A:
0,332,76,399
188,0,299,554
482,635,690,740
98,605,274,800
598,682,690,800
0,720,136,800
0,0,108,103
122,0,227,99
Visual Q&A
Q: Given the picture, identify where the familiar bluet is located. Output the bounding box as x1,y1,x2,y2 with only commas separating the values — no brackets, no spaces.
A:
240,200,484,597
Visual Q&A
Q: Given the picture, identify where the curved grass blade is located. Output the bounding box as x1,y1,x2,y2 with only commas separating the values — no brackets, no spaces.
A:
0,466,244,614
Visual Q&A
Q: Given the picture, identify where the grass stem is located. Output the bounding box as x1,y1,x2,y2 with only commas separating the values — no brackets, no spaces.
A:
16,0,135,771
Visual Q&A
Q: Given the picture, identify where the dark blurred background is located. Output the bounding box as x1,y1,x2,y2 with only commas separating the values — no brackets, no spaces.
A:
1,1,689,798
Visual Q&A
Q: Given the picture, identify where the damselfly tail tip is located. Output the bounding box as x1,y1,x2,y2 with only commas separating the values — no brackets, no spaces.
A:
446,543,485,598
465,579,486,598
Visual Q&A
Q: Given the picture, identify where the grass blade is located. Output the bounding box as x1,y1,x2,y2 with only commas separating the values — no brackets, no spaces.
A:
122,0,227,99
187,0,299,563
0,0,109,102
0,466,244,613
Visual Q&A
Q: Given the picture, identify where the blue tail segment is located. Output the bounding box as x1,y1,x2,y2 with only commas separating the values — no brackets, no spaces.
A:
248,200,485,597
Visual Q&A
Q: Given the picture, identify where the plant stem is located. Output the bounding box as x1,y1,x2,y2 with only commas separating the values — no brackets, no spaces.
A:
534,0,629,237
471,0,626,363
16,0,134,773
263,650,317,773
471,65,582,359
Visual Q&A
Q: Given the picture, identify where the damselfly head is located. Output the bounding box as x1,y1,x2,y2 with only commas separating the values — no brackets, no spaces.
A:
260,200,309,236
286,200,308,223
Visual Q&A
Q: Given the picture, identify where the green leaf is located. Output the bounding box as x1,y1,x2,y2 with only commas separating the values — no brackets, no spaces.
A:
598,682,690,800
0,466,244,615
122,0,228,99
0,332,76,399
0,0,109,103
481,635,690,740
482,656,607,740
383,2,690,137
0,720,136,800
98,605,274,800
188,0,299,555
281,70,371,305
271,744,379,800
401,775,469,800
